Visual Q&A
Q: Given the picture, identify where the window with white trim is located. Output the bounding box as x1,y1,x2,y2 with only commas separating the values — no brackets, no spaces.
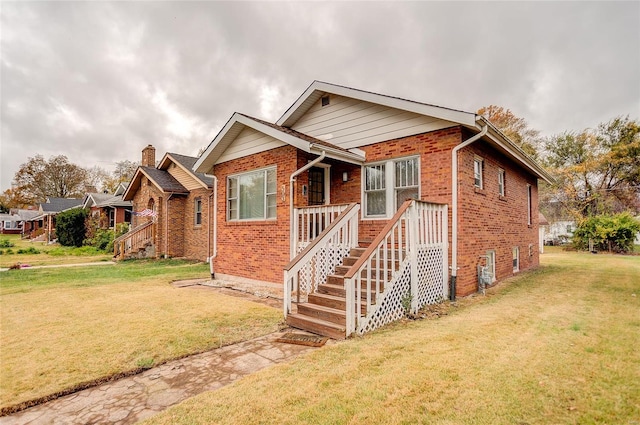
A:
227,167,276,220
513,246,519,273
498,169,505,196
364,156,419,218
527,184,532,225
194,198,202,226
474,157,484,188
486,250,496,282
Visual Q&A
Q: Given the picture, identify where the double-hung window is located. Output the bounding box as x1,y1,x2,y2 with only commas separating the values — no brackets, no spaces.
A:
194,198,202,226
364,156,419,218
474,157,484,189
227,167,276,220
498,169,505,196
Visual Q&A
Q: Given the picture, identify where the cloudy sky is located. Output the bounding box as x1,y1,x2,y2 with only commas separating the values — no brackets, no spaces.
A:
1,1,638,192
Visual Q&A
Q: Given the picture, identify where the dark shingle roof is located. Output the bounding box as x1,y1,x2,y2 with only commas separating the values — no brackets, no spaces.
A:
167,153,215,187
141,166,188,193
41,198,83,212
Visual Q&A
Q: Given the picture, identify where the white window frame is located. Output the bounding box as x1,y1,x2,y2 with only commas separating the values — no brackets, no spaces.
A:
513,246,520,273
498,169,505,196
194,198,202,226
527,184,532,225
363,156,420,219
486,250,496,282
227,166,277,221
474,156,484,189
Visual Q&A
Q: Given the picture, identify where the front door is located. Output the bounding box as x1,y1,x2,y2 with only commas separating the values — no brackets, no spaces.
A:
308,167,325,206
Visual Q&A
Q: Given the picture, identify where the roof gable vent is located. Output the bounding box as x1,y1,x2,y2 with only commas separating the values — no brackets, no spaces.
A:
321,95,330,107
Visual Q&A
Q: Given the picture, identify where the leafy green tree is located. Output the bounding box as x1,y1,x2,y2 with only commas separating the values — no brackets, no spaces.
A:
572,212,640,253
56,208,88,247
543,116,640,218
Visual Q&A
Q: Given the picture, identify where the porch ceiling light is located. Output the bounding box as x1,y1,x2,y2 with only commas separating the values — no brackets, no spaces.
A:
342,171,348,182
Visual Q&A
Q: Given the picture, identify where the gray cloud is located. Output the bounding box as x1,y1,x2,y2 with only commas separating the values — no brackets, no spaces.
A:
2,1,638,191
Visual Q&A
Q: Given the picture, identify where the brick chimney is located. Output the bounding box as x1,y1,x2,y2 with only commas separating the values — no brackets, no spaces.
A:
141,145,156,167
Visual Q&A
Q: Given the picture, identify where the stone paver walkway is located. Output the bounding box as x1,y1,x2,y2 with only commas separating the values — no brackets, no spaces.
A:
1,331,323,425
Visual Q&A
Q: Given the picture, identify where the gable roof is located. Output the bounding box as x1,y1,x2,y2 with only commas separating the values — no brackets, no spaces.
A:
277,80,478,129
123,166,188,201
40,198,83,213
277,81,553,183
193,112,365,173
83,192,113,209
159,153,214,189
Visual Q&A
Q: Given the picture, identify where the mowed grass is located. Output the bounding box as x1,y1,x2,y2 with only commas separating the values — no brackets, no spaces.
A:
147,249,640,425
0,234,111,267
0,260,282,410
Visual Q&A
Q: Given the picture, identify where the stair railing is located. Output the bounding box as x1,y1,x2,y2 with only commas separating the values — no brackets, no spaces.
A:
284,203,360,318
292,203,352,258
113,221,155,260
343,200,413,336
342,200,448,337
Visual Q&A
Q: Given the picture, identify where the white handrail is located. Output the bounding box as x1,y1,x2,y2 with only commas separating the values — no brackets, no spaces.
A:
284,203,360,318
343,200,448,336
292,203,351,256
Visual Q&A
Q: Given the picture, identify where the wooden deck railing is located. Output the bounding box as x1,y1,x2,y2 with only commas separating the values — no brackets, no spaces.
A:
113,221,155,260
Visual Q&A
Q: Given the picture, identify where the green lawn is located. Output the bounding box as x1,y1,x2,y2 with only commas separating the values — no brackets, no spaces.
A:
0,234,111,268
0,259,283,411
146,249,640,425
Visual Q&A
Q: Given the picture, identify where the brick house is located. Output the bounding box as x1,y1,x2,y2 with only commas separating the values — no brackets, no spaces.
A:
83,183,132,230
188,81,552,338
24,198,83,242
117,145,214,260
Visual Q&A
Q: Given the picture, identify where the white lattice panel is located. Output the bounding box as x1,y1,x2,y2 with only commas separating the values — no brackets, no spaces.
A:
416,246,446,306
358,260,411,334
297,244,348,296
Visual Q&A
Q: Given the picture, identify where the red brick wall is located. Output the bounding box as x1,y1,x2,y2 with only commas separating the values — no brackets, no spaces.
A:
210,145,300,284
183,188,213,260
455,143,539,295
338,125,539,297
131,176,163,258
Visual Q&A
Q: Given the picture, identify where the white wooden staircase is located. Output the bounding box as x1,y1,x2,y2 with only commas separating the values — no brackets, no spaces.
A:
284,200,448,339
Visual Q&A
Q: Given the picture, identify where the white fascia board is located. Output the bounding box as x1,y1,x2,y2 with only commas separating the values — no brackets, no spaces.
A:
479,119,554,184
193,113,242,173
277,81,477,128
236,115,311,153
194,113,314,173
164,154,209,190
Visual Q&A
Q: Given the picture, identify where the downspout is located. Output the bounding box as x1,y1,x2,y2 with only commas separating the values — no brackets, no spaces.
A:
164,193,175,259
450,121,488,300
207,176,218,279
289,151,326,259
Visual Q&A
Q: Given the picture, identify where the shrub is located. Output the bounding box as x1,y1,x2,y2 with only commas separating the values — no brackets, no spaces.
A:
0,239,15,248
56,208,88,247
17,247,40,255
572,212,640,253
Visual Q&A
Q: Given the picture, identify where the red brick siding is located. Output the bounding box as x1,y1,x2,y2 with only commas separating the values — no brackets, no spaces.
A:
183,188,213,260
455,143,539,295
211,145,300,284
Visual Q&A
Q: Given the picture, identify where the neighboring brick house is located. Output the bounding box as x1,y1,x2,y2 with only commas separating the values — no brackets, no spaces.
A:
23,198,83,242
83,183,132,230
119,145,214,260
190,81,552,338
